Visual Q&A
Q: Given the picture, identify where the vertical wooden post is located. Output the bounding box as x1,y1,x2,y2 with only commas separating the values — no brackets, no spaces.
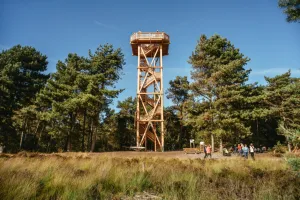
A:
145,134,147,150
137,45,140,147
211,133,214,153
154,136,157,151
160,44,164,152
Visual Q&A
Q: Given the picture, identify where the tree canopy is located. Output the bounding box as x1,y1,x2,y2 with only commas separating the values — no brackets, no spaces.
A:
0,34,299,153
0,45,49,150
279,0,300,22
264,71,300,147
187,34,252,149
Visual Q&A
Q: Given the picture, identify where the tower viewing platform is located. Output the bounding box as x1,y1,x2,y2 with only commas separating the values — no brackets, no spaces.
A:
130,32,170,56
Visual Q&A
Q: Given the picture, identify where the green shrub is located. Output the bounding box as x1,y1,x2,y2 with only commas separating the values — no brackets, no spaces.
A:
287,158,300,171
273,153,283,157
273,141,287,153
285,152,300,158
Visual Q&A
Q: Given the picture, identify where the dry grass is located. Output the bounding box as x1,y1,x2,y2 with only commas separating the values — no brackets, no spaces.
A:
0,152,299,200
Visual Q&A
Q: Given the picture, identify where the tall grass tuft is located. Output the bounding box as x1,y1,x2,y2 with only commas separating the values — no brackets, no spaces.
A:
0,153,299,200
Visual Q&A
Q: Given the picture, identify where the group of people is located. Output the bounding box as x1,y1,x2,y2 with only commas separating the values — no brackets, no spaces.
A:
202,143,257,160
236,143,255,160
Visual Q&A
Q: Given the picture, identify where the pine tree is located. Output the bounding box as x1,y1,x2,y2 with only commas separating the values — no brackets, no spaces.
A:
166,76,190,148
0,45,49,152
115,97,136,150
264,71,300,150
188,34,251,151
164,106,182,150
34,44,125,152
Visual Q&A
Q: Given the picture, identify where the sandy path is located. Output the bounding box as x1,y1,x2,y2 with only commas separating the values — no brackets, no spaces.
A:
88,151,231,160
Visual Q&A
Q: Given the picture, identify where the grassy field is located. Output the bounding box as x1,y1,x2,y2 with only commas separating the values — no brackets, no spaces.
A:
0,152,299,200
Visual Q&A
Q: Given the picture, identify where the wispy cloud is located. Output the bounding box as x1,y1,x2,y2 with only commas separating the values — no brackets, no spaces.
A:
94,20,120,31
251,67,300,76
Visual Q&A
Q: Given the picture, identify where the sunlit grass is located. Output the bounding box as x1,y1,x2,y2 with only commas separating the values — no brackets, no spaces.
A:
0,152,299,200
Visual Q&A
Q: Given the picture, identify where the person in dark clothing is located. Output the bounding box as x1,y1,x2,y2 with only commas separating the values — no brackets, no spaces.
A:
204,145,207,158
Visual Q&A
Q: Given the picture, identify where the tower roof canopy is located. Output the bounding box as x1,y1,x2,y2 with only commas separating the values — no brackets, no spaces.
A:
130,32,170,56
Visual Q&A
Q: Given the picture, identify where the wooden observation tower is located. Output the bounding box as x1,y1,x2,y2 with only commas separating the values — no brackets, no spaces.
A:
130,31,170,152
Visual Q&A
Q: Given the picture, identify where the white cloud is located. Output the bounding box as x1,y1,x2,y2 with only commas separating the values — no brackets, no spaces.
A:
251,67,300,76
94,20,120,31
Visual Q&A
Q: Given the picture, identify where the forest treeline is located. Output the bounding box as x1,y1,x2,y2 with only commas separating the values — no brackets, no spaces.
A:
0,35,299,153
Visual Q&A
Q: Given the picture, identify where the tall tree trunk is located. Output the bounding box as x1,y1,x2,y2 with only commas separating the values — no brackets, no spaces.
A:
91,129,97,152
211,133,214,152
67,113,74,152
20,131,24,150
219,138,223,153
38,124,44,143
3,130,8,153
91,127,96,152
69,112,78,152
256,119,259,135
89,120,94,152
87,118,91,150
179,106,184,149
34,120,40,136
37,124,45,150
288,141,291,152
47,135,51,153
34,120,41,150
65,135,70,152
19,119,27,150
82,109,86,151
67,136,71,151
209,97,214,152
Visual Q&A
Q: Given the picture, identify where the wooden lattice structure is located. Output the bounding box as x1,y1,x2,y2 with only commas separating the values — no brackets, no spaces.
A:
130,31,170,151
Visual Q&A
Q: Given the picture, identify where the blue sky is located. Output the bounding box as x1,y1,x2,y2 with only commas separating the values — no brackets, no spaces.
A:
1,0,299,108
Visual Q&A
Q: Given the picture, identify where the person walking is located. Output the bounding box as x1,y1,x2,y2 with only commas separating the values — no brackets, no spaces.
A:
240,143,244,156
204,145,207,158
237,144,242,156
250,143,255,160
205,144,212,159
242,144,249,159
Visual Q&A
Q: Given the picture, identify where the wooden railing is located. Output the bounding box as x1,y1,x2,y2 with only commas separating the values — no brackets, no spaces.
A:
130,32,169,42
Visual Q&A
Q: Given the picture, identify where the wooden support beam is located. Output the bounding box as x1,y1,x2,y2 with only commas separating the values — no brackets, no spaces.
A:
160,44,164,152
141,47,150,66
150,47,159,66
138,120,164,122
138,67,162,69
138,92,162,95
136,46,140,147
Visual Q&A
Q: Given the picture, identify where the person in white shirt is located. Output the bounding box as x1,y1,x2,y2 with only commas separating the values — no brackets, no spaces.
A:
250,143,255,160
